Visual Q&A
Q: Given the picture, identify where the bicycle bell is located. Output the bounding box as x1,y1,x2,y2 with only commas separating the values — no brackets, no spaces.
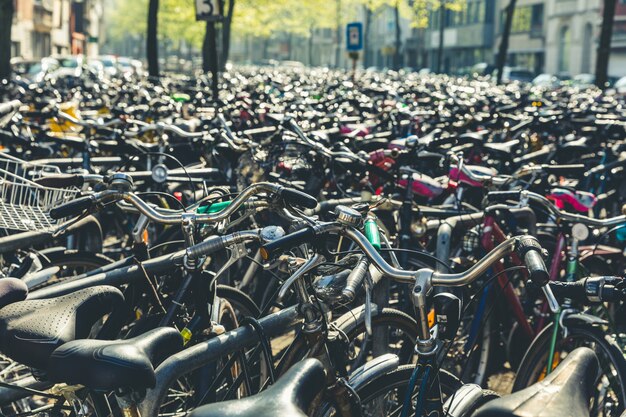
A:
335,205,363,227
109,173,134,192
151,164,168,184
572,223,589,241
260,225,285,243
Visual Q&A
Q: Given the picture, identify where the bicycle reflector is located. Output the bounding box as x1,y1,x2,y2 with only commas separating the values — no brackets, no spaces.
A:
433,293,462,341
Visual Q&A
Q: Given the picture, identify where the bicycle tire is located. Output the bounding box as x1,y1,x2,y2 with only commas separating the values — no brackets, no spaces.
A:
315,366,462,417
512,321,626,416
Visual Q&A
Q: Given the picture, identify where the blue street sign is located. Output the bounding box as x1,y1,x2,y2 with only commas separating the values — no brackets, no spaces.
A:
346,22,363,52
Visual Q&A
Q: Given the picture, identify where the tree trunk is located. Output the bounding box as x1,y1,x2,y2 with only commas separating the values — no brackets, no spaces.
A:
308,27,314,66
221,0,235,70
203,21,219,101
0,0,14,80
437,4,445,73
335,0,341,68
263,37,269,59
394,0,401,70
147,0,159,77
496,0,517,84
364,4,372,67
595,0,617,88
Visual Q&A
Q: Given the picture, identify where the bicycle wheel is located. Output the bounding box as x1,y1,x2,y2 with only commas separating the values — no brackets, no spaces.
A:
333,307,419,371
513,321,626,417
275,307,418,376
315,366,462,417
37,250,113,287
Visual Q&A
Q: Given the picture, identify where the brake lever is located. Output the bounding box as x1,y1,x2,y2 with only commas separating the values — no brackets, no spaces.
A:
211,242,248,284
364,272,373,336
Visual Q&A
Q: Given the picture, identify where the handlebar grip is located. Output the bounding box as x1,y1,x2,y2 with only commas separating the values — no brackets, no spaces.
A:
599,286,624,302
342,257,369,302
585,276,625,303
517,236,549,286
260,226,315,260
279,188,318,209
35,174,84,188
186,236,226,260
542,164,586,176
49,195,94,219
486,190,522,203
548,280,585,301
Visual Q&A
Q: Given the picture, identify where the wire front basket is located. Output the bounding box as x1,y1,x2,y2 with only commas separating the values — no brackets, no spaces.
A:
0,169,79,232
0,153,61,181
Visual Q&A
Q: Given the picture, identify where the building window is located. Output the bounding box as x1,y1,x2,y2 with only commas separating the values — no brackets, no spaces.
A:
11,42,20,58
530,4,543,35
466,2,474,24
511,6,532,33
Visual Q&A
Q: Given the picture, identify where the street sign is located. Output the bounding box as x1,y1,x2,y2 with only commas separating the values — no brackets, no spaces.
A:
346,22,363,52
195,0,221,21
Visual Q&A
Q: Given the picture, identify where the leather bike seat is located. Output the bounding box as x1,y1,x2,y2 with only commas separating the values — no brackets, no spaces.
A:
188,358,326,417
0,286,123,370
473,347,598,417
47,327,183,392
483,139,519,157
0,278,28,309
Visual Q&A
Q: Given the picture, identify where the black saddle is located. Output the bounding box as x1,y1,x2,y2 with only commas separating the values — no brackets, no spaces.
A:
473,347,598,417
47,327,183,392
0,278,28,309
188,358,326,417
0,286,123,370
483,140,519,157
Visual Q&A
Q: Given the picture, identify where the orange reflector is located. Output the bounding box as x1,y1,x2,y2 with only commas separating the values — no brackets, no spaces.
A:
428,308,436,328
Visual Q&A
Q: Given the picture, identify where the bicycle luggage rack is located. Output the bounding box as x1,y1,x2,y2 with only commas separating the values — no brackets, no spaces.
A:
0,155,79,231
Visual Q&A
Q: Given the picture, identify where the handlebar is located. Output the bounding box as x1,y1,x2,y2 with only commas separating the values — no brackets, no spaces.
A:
50,182,318,225
486,190,626,227
260,214,549,288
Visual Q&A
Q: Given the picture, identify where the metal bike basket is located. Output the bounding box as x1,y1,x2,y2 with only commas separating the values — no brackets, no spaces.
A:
0,169,79,231
0,153,62,181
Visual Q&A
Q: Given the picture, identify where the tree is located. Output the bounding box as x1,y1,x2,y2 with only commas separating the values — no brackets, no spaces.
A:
0,0,14,80
147,0,160,77
363,4,372,66
393,0,402,70
222,0,236,69
496,0,516,84
596,0,617,88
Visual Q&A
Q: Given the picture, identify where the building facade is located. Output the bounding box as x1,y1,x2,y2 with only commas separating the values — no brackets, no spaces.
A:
10,0,102,60
421,0,496,72
495,0,626,77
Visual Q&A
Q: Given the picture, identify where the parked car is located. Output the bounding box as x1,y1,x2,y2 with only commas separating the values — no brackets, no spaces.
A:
51,55,85,79
533,73,560,88
614,76,626,94
571,73,595,88
15,57,60,82
499,67,535,83
471,62,495,77
98,55,119,77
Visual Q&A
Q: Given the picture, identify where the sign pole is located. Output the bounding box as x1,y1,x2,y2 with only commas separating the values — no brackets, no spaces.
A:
349,52,359,81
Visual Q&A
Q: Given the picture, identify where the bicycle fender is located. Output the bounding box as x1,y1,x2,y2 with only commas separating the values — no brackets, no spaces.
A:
348,353,399,391
563,312,608,327
443,383,488,417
